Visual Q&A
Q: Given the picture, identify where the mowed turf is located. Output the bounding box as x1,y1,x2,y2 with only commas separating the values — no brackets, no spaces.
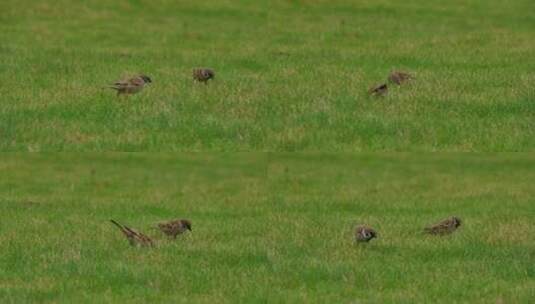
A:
1,0,535,151
1,154,534,303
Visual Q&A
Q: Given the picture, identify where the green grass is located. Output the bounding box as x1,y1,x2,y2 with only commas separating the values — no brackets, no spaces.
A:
1,0,535,151
1,154,534,303
1,0,534,302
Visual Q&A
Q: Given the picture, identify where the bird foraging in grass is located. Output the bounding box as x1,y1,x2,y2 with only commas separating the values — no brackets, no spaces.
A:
369,83,388,96
388,71,412,85
424,216,462,235
110,219,154,247
157,219,192,239
355,225,377,243
108,74,152,96
192,68,215,84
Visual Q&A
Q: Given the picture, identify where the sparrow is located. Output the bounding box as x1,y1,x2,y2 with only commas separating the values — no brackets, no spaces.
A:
424,216,462,235
369,83,388,96
110,219,154,247
355,225,377,243
193,68,215,84
108,74,152,95
388,71,412,85
157,219,192,238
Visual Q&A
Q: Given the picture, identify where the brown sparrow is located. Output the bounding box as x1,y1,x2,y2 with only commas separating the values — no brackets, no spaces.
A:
388,71,412,85
108,75,152,95
369,83,388,96
157,219,192,238
424,216,462,235
355,225,377,243
193,68,215,84
110,219,154,247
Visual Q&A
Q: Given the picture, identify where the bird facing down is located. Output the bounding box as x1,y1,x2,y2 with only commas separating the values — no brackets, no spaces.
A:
193,68,215,84
157,219,192,238
355,225,377,243
424,216,462,235
369,83,388,96
110,219,154,247
108,74,152,95
388,71,412,85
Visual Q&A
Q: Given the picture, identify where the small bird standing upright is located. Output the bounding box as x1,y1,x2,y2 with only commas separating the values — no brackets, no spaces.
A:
424,216,462,235
369,83,388,96
355,225,377,243
157,219,192,239
192,68,215,84
110,219,154,247
108,74,152,96
388,71,412,85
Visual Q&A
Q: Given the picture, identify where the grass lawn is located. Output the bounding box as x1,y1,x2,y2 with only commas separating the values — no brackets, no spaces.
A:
1,0,535,151
1,154,534,302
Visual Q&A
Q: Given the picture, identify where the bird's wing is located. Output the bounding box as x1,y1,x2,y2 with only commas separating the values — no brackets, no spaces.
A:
424,224,439,233
110,77,143,88
136,231,154,245
157,222,172,232
438,219,453,229
123,226,150,240
108,80,129,89
129,77,145,86
427,220,452,233
123,225,142,238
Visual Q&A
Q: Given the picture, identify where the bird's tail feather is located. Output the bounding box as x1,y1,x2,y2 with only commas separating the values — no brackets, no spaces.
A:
111,220,140,237
123,225,140,237
110,219,123,228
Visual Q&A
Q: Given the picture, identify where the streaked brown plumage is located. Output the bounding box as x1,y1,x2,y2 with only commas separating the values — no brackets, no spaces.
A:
108,74,152,95
157,219,192,238
193,68,215,84
424,216,462,235
388,71,412,85
110,219,154,247
369,83,388,96
355,225,377,243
